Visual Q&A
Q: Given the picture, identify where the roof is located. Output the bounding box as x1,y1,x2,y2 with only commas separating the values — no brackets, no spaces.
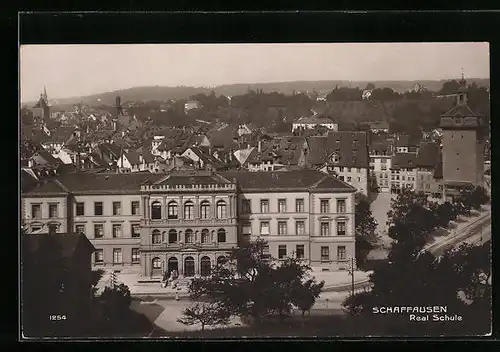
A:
441,104,481,118
23,171,161,196
98,143,122,158
188,147,224,167
153,171,232,186
31,150,61,166
221,170,356,192
45,127,76,144
368,120,390,130
370,140,391,155
294,115,335,125
305,132,369,168
22,233,95,259
392,153,418,169
416,142,441,168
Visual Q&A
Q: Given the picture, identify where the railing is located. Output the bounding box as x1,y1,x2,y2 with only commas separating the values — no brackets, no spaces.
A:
142,242,223,251
143,218,236,226
141,184,237,192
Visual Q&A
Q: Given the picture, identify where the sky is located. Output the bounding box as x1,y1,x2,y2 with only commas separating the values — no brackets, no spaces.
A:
20,43,490,102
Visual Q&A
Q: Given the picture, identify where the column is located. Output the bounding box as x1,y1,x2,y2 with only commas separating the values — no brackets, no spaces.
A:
179,254,184,276
145,196,150,219
163,197,167,219
179,196,184,220
229,195,233,218
195,253,200,276
195,195,200,219
211,195,216,219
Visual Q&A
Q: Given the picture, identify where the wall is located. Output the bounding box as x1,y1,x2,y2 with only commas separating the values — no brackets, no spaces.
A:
442,130,479,184
22,196,69,233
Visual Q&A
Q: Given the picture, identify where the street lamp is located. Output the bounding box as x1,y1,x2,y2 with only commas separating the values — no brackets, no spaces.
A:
347,257,356,296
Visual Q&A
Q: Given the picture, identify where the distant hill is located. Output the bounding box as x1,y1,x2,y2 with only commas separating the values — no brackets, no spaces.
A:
23,78,490,107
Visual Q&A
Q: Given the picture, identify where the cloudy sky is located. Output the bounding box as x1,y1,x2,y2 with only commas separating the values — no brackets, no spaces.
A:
20,42,489,102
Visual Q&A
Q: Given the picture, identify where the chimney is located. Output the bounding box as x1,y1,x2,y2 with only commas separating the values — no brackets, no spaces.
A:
258,140,262,153
139,154,143,163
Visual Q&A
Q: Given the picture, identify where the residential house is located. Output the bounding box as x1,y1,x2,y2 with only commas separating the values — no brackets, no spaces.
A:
117,150,158,173
93,142,122,167
390,153,418,193
368,121,390,134
415,142,443,197
369,140,393,193
292,114,339,133
181,146,225,170
29,150,62,168
298,132,370,195
394,134,420,154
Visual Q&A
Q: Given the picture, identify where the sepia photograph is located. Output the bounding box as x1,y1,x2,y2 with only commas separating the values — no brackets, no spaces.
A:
20,41,491,339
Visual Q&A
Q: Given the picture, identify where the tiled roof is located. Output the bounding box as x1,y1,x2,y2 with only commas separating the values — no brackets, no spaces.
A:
22,233,95,258
221,170,355,192
23,171,160,195
370,141,391,154
154,172,232,186
45,127,75,144
305,131,369,168
99,143,122,158
189,147,224,166
442,104,480,118
32,150,60,166
416,142,440,168
294,115,335,125
392,153,418,169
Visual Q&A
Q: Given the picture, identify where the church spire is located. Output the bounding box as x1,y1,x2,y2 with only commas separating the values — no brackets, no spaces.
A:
459,68,467,86
43,86,48,103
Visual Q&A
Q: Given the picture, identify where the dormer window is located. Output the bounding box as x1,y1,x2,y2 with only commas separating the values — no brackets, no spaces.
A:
329,153,339,164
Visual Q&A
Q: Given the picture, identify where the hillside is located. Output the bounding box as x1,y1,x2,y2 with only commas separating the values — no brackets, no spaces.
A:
24,78,489,107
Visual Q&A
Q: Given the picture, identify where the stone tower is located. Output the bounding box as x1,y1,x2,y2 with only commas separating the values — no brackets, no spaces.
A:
440,75,487,199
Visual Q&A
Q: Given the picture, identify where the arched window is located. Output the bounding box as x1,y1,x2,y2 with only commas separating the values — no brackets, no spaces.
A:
201,229,210,243
184,256,195,277
167,201,178,219
152,230,162,244
168,229,178,244
185,229,194,244
184,201,194,220
216,200,227,219
200,200,210,220
167,257,178,273
151,201,162,220
217,228,226,243
200,256,211,277
217,256,227,266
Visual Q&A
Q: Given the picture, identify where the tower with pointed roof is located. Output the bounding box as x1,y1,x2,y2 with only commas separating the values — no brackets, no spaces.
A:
439,72,487,199
31,87,51,122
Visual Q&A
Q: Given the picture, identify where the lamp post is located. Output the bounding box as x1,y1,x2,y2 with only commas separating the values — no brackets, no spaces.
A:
347,257,356,296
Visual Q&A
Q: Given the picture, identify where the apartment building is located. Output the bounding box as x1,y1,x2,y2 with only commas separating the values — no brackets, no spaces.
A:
223,170,357,271
369,141,393,193
390,153,418,193
415,142,443,197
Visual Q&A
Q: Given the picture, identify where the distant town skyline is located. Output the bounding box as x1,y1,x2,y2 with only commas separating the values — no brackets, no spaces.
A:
20,43,490,102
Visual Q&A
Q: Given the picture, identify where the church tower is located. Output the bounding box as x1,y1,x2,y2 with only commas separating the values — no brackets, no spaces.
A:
440,72,487,199
31,86,51,122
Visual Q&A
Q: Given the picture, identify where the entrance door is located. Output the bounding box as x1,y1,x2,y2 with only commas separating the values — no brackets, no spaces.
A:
167,257,179,274
184,256,195,277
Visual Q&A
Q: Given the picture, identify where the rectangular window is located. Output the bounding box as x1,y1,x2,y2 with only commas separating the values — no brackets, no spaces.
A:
112,224,122,238
260,221,270,235
76,202,85,216
263,245,270,257
31,204,41,219
295,199,304,212
278,221,287,235
339,176,345,181
260,199,269,213
131,248,140,263
295,221,305,235
296,244,305,259
94,249,104,264
48,204,58,218
320,199,329,213
94,202,103,216
278,245,287,259
278,199,287,213
337,246,347,261
242,199,251,214
131,201,140,215
339,167,344,172
94,224,104,239
320,222,330,236
321,246,330,262
131,224,140,238
336,199,346,213
242,222,252,235
337,221,346,236
113,249,123,264
75,224,85,235
112,202,122,216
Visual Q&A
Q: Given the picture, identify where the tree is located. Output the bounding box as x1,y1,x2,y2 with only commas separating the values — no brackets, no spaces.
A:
291,279,325,321
99,283,132,321
354,192,379,268
177,302,231,331
456,186,490,212
188,239,324,325
365,83,376,90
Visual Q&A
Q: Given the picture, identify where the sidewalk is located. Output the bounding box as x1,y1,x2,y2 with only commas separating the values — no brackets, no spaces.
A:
120,270,372,298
